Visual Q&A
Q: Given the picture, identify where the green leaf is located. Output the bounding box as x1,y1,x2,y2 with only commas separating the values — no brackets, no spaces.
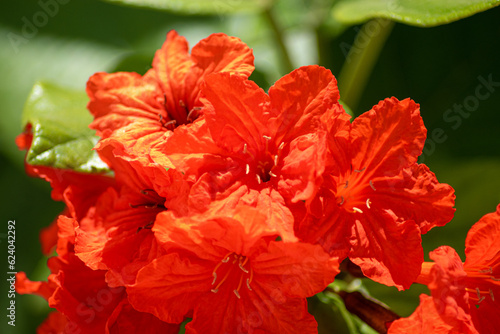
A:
331,0,500,27
100,0,273,14
22,82,109,174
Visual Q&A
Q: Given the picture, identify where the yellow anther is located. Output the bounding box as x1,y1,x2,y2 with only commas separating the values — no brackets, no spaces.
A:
352,207,364,214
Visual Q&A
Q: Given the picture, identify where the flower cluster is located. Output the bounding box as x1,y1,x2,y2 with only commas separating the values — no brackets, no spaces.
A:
17,31,465,333
388,205,500,334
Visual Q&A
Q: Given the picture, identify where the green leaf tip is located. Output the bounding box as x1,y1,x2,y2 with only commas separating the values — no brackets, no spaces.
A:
21,81,109,174
331,0,500,27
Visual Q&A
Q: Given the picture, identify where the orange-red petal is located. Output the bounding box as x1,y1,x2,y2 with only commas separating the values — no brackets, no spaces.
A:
351,97,426,179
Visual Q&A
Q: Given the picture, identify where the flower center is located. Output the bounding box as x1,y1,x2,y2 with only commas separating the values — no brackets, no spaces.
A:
158,98,202,129
242,136,284,184
129,188,166,233
465,266,499,307
336,167,376,213
211,253,253,299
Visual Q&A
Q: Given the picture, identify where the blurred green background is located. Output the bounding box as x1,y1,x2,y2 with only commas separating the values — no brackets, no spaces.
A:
1,0,499,333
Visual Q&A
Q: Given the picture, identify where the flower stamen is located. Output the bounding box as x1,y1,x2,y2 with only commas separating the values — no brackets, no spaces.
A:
186,107,202,123
179,100,186,109
233,275,245,299
479,267,493,274
263,135,271,154
243,143,256,160
239,257,249,273
163,119,177,130
369,180,376,191
136,221,154,233
353,207,364,214
140,189,155,196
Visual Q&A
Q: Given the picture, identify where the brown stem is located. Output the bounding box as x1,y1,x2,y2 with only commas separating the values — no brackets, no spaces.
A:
326,287,400,334
339,258,366,278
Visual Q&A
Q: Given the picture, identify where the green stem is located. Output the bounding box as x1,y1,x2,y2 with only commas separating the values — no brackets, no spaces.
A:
338,18,394,115
263,7,294,74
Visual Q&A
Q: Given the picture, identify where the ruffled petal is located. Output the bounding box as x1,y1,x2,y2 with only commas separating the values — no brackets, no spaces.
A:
427,246,470,317
106,299,180,334
349,209,423,290
268,65,340,142
37,312,68,334
74,187,164,286
95,138,192,213
468,279,500,334
184,33,254,106
183,173,297,241
152,31,192,124
463,205,500,334
388,294,478,334
372,163,455,234
351,97,426,179
40,213,63,256
253,241,338,298
295,201,351,262
322,107,352,184
155,118,229,182
279,130,328,202
202,72,270,155
47,254,126,331
87,70,164,140
153,205,280,259
16,271,56,300
154,31,254,125
127,253,212,324
464,204,500,270
187,282,318,334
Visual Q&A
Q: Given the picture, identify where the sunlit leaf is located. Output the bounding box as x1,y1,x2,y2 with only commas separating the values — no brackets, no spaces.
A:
100,0,273,14
22,82,109,174
331,0,500,27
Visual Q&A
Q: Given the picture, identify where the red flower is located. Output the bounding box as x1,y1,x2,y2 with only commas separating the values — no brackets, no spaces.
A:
69,137,194,287
158,65,341,240
86,30,254,162
17,121,177,287
17,207,179,334
127,206,338,333
388,204,500,333
297,97,456,290
17,216,126,334
74,185,166,287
